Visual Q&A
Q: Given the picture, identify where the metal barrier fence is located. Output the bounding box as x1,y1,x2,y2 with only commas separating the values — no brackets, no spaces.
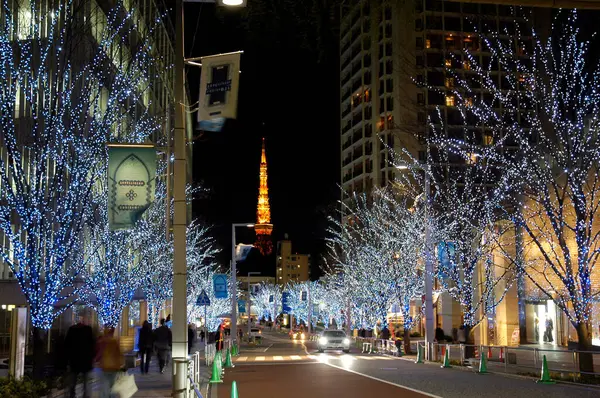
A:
188,351,204,398
428,343,600,381
354,337,420,355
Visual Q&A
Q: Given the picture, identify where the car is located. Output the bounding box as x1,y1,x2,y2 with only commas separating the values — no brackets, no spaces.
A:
249,328,262,339
317,329,351,353
289,329,306,340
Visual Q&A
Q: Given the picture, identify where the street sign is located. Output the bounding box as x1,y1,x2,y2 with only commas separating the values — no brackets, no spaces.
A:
238,300,246,314
301,291,307,301
213,274,228,298
282,292,291,314
269,295,274,303
196,289,211,306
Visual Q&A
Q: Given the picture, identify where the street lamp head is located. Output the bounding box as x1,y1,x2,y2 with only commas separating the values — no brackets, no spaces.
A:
395,164,409,170
246,224,255,228
219,0,246,6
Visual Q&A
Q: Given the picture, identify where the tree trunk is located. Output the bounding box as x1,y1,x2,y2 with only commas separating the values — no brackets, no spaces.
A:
403,328,412,354
464,325,475,359
575,322,595,375
32,326,48,379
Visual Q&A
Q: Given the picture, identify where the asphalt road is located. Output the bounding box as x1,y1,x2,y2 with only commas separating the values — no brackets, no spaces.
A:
212,331,600,398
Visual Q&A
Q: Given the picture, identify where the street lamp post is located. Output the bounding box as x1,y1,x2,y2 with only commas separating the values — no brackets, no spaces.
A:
231,223,254,348
396,163,433,361
247,272,261,340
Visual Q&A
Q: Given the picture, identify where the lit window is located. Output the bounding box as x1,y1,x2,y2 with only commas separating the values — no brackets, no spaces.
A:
445,59,452,67
463,60,471,70
445,95,455,106
483,134,493,146
445,77,454,88
425,39,431,49
467,153,478,164
464,97,473,107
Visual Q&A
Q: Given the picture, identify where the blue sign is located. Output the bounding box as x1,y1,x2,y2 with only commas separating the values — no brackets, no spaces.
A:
213,274,228,299
269,295,274,303
196,289,211,306
437,242,456,279
301,291,307,301
282,292,291,314
238,300,246,314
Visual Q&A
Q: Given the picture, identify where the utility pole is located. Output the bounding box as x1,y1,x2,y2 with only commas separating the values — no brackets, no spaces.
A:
172,0,188,395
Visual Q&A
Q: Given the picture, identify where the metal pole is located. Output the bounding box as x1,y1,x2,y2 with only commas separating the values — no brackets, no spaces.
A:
248,275,251,340
204,305,208,354
231,225,238,348
172,0,188,395
424,170,434,362
307,285,312,334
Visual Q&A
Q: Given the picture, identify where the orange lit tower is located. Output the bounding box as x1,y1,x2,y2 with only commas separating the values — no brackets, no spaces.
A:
254,138,273,255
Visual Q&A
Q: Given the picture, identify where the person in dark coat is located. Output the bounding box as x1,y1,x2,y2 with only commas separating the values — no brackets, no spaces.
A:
138,321,153,374
153,318,172,373
188,324,195,354
64,317,95,398
215,324,224,351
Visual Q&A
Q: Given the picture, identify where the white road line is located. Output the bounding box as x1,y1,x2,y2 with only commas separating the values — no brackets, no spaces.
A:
255,356,266,361
301,343,442,398
237,357,248,362
262,344,274,352
273,356,284,361
307,355,317,359
291,355,302,360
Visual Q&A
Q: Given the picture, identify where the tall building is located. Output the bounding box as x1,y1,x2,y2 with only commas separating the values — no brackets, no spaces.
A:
276,237,310,285
254,138,274,255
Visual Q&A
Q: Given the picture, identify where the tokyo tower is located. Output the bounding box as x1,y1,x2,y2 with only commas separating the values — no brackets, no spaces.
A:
254,138,273,255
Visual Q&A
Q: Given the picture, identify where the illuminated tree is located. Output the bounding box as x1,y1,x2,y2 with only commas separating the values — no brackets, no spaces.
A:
428,11,600,371
250,282,281,323
0,0,163,335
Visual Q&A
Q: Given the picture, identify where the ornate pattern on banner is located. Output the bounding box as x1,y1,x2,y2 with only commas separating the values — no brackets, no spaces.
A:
108,145,156,230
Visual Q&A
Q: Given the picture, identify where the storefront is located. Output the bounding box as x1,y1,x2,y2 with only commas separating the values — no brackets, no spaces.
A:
525,299,559,345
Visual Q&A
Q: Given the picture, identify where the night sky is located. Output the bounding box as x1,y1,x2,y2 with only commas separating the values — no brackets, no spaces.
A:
183,1,340,279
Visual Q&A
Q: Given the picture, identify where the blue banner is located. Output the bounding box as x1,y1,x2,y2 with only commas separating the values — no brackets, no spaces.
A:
437,242,456,279
282,292,291,314
213,274,228,299
238,300,246,314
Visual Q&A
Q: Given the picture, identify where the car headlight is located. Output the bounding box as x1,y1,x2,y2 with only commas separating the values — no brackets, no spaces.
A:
293,334,297,339
343,338,350,345
319,337,328,345
301,333,305,339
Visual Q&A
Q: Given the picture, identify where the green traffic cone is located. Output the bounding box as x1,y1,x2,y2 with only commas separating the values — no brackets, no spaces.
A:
225,347,234,368
536,355,556,384
415,344,424,364
209,356,223,383
233,343,238,356
231,380,239,398
478,350,488,374
441,346,451,368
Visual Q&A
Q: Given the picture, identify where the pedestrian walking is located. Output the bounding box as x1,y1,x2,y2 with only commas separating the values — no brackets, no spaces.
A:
138,321,153,374
215,324,224,352
95,327,123,398
237,326,243,343
64,317,95,398
153,318,172,373
200,329,205,342
188,324,196,354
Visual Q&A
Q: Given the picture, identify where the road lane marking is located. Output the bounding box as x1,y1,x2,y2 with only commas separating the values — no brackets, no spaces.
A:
291,355,302,360
263,344,273,352
273,356,284,361
301,343,442,398
255,356,265,361
237,357,248,362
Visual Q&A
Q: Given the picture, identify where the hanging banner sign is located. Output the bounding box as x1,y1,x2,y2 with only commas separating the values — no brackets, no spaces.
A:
197,51,242,132
107,144,156,230
213,274,228,299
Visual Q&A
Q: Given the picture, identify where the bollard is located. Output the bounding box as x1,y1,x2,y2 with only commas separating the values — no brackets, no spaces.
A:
478,352,488,374
231,381,239,398
536,355,556,384
441,345,451,368
225,347,234,368
415,344,424,364
209,356,223,383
